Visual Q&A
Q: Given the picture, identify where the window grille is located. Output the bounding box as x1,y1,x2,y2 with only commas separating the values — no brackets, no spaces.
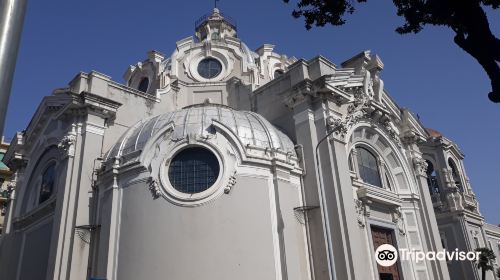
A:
168,147,220,194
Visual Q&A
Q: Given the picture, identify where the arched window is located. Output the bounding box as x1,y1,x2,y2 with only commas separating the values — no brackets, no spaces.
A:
39,163,56,203
274,69,284,78
356,147,382,187
138,77,149,92
448,159,463,192
425,160,440,194
348,152,354,171
385,173,392,190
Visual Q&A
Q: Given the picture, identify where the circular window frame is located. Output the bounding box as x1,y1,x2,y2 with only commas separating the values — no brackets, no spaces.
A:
197,58,223,79
160,143,225,205
187,51,232,82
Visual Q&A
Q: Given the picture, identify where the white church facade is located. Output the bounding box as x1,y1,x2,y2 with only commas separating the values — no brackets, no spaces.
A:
0,8,499,280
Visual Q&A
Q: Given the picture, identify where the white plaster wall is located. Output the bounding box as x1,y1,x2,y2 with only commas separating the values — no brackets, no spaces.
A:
102,173,286,280
18,219,53,280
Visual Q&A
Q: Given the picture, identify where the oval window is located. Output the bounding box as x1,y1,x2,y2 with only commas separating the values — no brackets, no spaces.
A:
168,147,220,194
197,58,222,79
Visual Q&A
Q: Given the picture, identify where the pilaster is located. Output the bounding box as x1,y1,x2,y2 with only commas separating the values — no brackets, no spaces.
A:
405,137,450,280
292,102,329,280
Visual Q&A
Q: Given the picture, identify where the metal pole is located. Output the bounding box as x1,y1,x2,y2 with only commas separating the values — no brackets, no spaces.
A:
0,0,28,137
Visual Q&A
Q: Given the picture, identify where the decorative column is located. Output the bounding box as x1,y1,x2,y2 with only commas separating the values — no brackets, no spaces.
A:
291,100,331,280
50,123,80,280
442,168,463,212
403,132,450,280
325,120,372,280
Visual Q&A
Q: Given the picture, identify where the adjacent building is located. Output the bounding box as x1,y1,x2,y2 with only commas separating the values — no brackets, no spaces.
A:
0,137,13,235
0,8,499,280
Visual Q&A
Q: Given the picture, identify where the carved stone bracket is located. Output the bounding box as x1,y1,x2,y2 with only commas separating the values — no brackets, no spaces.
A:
148,179,162,200
412,156,428,177
224,172,237,194
354,198,370,228
441,173,464,212
401,130,425,146
442,169,458,190
327,88,370,139
380,119,402,147
391,207,406,236
284,80,316,109
462,193,478,211
326,89,401,147
57,134,77,157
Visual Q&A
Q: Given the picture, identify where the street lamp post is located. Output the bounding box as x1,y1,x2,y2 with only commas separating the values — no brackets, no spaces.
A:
0,0,28,137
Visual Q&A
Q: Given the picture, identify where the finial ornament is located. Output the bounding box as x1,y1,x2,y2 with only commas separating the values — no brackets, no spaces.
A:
215,0,219,9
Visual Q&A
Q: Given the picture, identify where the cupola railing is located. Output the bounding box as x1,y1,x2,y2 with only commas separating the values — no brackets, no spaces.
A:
195,12,237,31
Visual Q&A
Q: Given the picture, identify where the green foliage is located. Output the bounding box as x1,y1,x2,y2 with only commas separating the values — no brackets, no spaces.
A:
282,0,366,29
475,247,496,280
283,0,499,33
283,0,500,102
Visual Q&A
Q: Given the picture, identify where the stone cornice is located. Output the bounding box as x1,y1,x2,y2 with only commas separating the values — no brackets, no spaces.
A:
8,90,122,164
421,137,465,160
78,91,122,115
12,197,56,230
3,132,28,171
484,223,500,238
357,186,402,207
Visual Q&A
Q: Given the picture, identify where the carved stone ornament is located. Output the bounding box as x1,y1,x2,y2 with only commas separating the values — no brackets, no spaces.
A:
401,130,424,146
392,208,406,236
354,199,367,228
57,134,76,156
327,89,401,146
412,156,428,177
380,119,402,146
442,169,459,191
148,179,162,200
284,81,316,109
224,172,237,194
327,88,369,139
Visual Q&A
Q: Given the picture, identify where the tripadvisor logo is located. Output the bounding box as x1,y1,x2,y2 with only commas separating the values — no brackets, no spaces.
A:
375,244,398,267
375,244,480,267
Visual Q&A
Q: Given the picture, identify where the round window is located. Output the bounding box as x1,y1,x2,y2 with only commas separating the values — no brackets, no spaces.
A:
197,58,222,79
168,147,220,194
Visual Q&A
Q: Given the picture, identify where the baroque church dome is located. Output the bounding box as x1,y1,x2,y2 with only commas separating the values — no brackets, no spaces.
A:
425,127,443,139
105,103,296,162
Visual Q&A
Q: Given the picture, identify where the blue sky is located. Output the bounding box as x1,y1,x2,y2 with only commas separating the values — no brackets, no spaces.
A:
4,0,500,224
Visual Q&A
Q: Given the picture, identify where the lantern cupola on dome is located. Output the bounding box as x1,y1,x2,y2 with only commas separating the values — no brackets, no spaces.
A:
195,8,238,42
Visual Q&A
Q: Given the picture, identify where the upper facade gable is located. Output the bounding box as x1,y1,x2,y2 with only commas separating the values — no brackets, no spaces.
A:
4,90,121,171
122,9,297,110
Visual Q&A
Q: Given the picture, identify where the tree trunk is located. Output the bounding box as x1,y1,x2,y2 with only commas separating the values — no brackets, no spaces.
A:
482,267,486,280
453,1,500,103
454,34,500,103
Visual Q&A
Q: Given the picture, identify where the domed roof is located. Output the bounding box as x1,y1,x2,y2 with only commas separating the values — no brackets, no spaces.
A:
105,104,296,161
425,127,443,138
